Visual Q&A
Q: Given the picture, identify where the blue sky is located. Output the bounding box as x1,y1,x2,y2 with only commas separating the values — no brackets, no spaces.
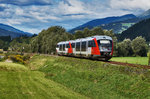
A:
0,0,150,34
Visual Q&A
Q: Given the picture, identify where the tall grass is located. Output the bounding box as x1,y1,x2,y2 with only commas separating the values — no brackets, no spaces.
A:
33,55,150,99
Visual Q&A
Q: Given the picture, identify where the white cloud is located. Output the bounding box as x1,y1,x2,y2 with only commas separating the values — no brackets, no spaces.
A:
56,0,91,15
23,28,41,34
0,0,150,34
110,0,150,10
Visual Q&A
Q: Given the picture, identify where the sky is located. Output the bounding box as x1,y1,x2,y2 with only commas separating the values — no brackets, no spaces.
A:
0,0,150,34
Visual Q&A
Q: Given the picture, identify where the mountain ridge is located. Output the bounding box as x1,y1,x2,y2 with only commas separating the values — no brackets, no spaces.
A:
119,18,150,41
0,23,32,36
69,14,136,33
0,23,33,38
69,9,150,34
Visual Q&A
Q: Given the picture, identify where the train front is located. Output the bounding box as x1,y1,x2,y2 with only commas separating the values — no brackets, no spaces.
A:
96,36,113,60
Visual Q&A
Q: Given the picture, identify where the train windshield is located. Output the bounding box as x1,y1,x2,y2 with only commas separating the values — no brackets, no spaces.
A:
97,39,112,51
97,40,112,46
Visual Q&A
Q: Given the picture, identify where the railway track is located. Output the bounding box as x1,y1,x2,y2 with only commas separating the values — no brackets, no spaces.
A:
105,61,150,69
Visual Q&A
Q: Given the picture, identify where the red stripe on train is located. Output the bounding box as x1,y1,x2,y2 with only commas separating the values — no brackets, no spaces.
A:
68,42,73,54
91,38,101,55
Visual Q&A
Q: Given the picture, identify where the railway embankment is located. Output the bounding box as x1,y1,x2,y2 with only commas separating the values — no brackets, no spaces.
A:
1,53,150,99
28,55,150,99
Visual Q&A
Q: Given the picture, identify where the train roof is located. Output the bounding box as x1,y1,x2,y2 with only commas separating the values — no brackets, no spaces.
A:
57,35,112,44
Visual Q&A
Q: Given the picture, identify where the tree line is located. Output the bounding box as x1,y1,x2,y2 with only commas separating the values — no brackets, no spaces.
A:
116,37,148,57
3,26,149,57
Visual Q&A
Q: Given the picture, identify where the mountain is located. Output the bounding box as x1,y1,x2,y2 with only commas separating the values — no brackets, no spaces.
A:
119,18,150,42
103,9,150,34
100,17,141,34
0,23,32,36
69,14,136,33
138,9,150,18
0,28,26,38
69,9,150,34
0,23,33,38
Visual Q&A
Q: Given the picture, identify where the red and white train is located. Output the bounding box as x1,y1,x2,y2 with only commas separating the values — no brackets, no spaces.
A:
56,35,113,61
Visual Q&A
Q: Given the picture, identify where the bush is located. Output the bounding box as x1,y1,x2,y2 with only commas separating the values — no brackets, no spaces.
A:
9,54,31,64
117,39,133,57
23,54,30,61
132,36,148,56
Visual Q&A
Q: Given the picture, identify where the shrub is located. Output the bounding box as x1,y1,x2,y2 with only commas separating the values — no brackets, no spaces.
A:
10,55,25,64
117,39,133,57
132,36,148,56
23,54,30,61
9,54,31,64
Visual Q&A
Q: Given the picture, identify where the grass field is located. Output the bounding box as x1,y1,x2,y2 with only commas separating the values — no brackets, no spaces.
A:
0,62,88,99
28,55,150,99
111,57,149,65
1,55,150,99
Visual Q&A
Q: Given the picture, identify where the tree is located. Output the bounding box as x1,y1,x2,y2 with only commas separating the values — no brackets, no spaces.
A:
131,36,148,56
74,30,85,39
31,26,73,54
0,40,4,48
117,39,133,56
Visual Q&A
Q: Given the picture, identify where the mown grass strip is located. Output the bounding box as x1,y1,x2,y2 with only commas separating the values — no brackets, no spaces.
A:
111,57,148,65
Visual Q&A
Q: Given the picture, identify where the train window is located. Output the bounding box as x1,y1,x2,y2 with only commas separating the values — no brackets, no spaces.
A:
76,42,80,51
81,41,86,51
56,45,59,48
71,43,75,48
63,44,65,51
60,44,63,51
66,43,70,48
88,40,96,47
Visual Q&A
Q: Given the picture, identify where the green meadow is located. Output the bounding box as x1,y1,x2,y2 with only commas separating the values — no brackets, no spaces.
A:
0,61,88,99
111,57,149,65
1,55,150,99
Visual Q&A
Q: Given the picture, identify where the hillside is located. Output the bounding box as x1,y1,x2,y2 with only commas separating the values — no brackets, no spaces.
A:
0,28,24,38
138,9,150,18
0,23,32,38
69,14,136,33
119,18,150,41
101,17,141,34
0,62,88,99
30,55,150,99
1,54,150,98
